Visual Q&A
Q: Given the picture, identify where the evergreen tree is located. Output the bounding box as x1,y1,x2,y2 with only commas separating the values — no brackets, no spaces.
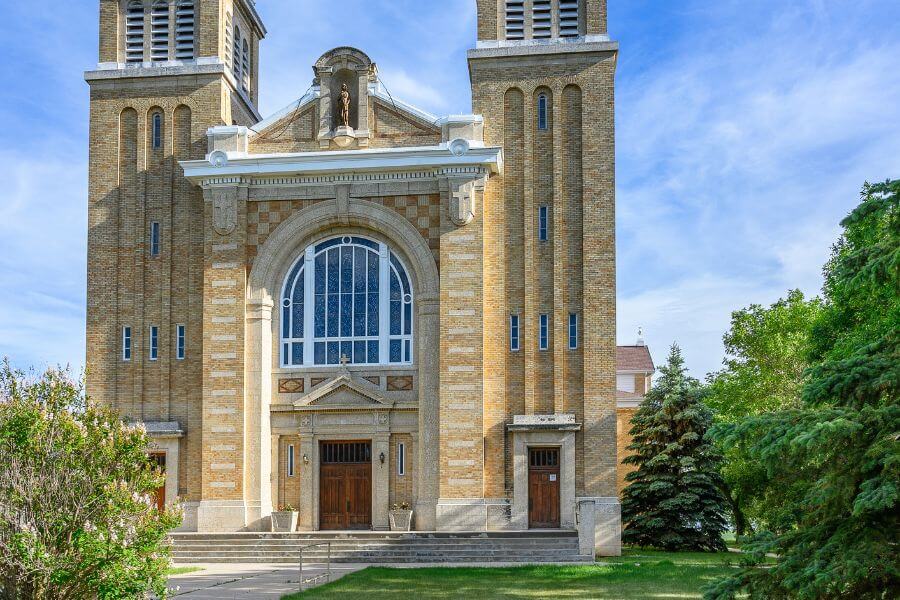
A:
621,344,729,551
706,180,900,599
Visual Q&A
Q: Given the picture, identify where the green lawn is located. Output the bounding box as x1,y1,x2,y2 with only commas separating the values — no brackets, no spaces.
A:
166,566,204,576
283,549,747,599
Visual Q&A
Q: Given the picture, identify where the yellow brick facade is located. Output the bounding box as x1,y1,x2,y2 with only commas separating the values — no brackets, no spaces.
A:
86,0,622,552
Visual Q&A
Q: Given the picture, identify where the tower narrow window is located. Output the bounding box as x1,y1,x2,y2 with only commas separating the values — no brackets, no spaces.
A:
532,0,552,39
398,442,406,476
122,326,132,361
175,0,195,60
150,1,169,62
559,0,581,37
504,0,524,40
537,94,549,130
224,13,233,69
539,314,549,351
569,313,578,349
151,112,163,149
241,39,251,93
287,444,295,477
149,325,159,361
510,314,520,351
150,221,161,255
232,26,242,81
176,324,185,359
539,205,549,241
125,2,145,64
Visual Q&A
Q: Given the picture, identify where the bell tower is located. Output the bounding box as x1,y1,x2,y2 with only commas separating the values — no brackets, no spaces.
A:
84,0,266,530
467,0,622,554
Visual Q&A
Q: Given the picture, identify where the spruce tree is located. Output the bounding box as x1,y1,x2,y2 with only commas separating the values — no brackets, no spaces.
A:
705,180,900,599
621,344,729,551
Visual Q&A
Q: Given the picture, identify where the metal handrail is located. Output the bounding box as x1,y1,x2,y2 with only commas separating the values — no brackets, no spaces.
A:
298,542,332,593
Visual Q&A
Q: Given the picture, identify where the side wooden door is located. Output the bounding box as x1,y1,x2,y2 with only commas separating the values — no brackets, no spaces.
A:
528,447,560,529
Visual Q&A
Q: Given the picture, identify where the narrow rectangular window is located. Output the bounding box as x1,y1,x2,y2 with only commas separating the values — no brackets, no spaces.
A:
287,444,295,477
122,326,132,361
149,325,159,361
539,314,549,350
538,94,548,130
398,442,406,476
176,324,185,360
569,313,578,349
152,113,162,149
539,206,549,241
510,314,520,351
150,222,160,256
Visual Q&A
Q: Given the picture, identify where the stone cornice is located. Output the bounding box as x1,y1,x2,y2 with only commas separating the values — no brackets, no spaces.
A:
181,145,502,187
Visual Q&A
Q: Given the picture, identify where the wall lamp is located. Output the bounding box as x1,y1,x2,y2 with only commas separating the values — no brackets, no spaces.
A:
379,452,386,465
302,454,309,465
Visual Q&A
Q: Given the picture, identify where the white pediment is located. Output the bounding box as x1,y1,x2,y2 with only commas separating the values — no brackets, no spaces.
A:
294,373,391,410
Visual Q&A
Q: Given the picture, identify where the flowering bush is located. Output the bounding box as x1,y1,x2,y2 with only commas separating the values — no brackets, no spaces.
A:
0,362,181,599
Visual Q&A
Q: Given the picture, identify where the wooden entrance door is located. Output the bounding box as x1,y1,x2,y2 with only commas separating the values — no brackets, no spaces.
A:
320,442,372,530
149,453,166,512
528,447,560,528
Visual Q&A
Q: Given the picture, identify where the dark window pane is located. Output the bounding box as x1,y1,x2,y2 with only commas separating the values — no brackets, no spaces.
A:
327,248,339,293
354,293,366,336
283,343,289,363
404,340,411,362
292,301,303,338
340,341,352,364
292,343,303,365
404,303,412,335
354,247,366,293
315,295,326,337
327,295,339,336
340,293,352,337
368,293,379,336
282,307,290,338
390,301,401,335
390,271,401,301
368,252,379,292
327,341,339,364
341,246,353,292
390,340,402,363
314,342,326,364
368,341,379,363
315,253,326,294
354,341,366,364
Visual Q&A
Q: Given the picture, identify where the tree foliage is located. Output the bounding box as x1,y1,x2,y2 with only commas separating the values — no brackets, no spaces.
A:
704,290,822,534
622,345,729,552
0,363,181,600
705,180,900,599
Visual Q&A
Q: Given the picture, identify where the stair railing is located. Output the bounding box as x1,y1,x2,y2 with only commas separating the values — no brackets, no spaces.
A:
298,542,332,592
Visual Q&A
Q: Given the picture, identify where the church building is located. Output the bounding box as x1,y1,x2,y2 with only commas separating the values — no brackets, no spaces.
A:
84,0,621,555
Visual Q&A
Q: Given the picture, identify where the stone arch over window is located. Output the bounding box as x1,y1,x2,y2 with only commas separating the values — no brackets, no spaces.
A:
279,235,414,367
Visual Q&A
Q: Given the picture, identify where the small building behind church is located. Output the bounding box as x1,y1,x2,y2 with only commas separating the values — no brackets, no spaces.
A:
84,0,622,556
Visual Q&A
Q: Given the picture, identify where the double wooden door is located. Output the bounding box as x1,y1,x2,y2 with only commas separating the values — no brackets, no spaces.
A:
528,447,561,529
320,442,372,530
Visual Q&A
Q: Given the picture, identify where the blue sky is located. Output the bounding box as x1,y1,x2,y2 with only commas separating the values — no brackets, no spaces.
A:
1,0,898,378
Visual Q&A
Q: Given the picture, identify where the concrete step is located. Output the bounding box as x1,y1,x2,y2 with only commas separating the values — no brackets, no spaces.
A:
169,540,580,549
172,554,594,564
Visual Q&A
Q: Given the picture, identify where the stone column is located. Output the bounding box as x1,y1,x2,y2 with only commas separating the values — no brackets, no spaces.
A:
372,432,391,530
415,296,440,530
298,424,315,530
244,299,274,529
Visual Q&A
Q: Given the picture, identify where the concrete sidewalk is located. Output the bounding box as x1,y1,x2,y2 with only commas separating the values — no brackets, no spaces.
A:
166,563,365,598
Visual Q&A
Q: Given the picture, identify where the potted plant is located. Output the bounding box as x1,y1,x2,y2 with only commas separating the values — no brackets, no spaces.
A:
389,502,413,532
271,504,299,532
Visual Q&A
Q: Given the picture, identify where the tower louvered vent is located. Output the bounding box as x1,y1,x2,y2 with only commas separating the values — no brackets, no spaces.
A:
150,1,169,62
559,0,580,37
505,0,525,40
232,26,242,80
224,14,233,69
175,0,195,60
532,0,552,39
125,2,144,64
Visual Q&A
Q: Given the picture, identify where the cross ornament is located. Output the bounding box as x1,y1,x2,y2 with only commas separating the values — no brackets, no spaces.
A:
340,354,351,366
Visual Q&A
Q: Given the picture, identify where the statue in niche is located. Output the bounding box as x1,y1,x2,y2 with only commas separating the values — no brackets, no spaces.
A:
338,83,352,128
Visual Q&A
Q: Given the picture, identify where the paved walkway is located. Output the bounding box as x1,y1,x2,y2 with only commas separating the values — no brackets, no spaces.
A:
166,563,366,598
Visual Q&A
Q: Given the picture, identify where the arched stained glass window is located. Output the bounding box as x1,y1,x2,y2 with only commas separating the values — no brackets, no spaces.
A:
281,236,414,367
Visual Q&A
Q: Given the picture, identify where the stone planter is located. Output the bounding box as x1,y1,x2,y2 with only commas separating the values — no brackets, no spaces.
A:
389,509,413,532
271,511,299,532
